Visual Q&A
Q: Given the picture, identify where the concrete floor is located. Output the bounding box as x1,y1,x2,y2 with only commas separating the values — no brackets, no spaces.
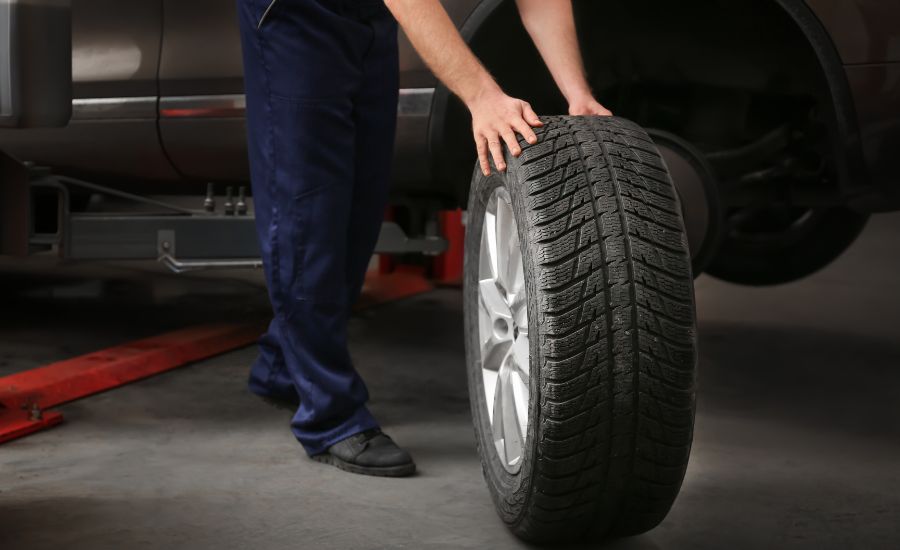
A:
2,214,900,549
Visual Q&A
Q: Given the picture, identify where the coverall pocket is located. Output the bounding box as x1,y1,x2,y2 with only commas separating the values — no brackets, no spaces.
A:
256,0,280,29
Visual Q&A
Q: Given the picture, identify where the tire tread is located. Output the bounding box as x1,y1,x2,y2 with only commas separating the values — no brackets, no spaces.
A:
510,116,697,542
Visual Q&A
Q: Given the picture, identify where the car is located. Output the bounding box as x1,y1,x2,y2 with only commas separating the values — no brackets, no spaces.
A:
2,0,898,282
0,0,896,543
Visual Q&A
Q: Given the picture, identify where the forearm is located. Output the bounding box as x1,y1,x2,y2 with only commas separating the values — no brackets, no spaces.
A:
384,0,500,106
514,0,593,104
385,0,543,175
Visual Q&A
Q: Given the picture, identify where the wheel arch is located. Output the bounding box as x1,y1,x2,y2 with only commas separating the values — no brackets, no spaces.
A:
427,0,867,207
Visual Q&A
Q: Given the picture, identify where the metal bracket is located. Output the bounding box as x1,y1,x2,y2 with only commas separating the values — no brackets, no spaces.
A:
155,221,448,273
157,229,262,273
17,167,449,272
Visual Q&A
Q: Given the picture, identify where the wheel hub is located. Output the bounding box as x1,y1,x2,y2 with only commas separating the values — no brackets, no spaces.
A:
477,187,530,474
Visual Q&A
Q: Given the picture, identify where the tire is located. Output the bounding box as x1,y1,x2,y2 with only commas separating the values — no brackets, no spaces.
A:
646,129,723,277
464,116,698,544
707,205,868,286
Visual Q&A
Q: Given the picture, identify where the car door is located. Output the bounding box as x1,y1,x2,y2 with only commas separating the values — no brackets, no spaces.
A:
0,0,178,182
157,0,248,183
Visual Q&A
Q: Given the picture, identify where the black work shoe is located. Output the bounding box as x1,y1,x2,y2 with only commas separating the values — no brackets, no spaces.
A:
312,429,416,478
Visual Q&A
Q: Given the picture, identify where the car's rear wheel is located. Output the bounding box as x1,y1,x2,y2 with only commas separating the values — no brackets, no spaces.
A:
706,205,868,286
464,116,698,543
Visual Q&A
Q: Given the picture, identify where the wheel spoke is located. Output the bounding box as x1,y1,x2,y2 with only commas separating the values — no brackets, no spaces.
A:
491,368,507,463
508,290,526,319
500,366,523,466
511,333,530,378
478,294,493,350
495,194,518,293
479,279,511,321
481,335,511,374
505,240,525,296
483,368,499,424
479,210,498,281
511,367,529,440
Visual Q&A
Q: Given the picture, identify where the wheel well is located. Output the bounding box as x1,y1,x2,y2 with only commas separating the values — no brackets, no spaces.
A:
429,0,862,208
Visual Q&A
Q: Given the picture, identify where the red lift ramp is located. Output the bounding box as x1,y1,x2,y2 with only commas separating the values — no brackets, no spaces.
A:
0,323,264,444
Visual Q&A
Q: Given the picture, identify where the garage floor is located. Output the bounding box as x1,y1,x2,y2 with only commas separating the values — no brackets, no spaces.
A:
2,214,899,550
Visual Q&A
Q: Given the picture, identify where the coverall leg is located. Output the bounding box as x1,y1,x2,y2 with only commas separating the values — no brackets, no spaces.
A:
237,0,399,456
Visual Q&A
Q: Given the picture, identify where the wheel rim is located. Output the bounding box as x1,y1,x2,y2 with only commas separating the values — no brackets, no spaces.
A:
477,186,529,474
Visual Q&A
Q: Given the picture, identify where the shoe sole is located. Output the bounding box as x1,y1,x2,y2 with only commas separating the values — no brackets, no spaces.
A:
312,453,417,478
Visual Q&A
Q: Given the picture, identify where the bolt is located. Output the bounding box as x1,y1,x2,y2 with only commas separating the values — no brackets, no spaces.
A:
224,186,235,216
203,183,216,213
237,186,248,216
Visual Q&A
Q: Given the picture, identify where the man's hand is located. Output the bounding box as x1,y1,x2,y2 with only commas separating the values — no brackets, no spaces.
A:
384,0,541,175
385,0,610,177
468,86,542,176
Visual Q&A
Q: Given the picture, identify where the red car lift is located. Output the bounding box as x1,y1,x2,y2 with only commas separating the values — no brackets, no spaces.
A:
0,323,263,444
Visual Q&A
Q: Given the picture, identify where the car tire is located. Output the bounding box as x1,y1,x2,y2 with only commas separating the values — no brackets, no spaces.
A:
464,116,698,544
646,129,723,277
706,205,868,286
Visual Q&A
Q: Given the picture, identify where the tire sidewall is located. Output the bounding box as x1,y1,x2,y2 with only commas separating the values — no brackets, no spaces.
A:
464,157,540,527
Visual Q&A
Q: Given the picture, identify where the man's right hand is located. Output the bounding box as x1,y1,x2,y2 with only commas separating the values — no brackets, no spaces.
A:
466,85,543,176
384,0,543,176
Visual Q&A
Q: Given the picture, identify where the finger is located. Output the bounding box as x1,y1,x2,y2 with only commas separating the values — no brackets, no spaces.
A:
500,128,522,157
522,102,543,127
487,135,506,172
513,118,538,145
475,136,491,176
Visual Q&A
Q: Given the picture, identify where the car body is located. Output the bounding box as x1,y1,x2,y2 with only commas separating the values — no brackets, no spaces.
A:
0,0,898,278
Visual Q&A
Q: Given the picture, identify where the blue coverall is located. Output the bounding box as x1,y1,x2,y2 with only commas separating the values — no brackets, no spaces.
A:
237,0,399,455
